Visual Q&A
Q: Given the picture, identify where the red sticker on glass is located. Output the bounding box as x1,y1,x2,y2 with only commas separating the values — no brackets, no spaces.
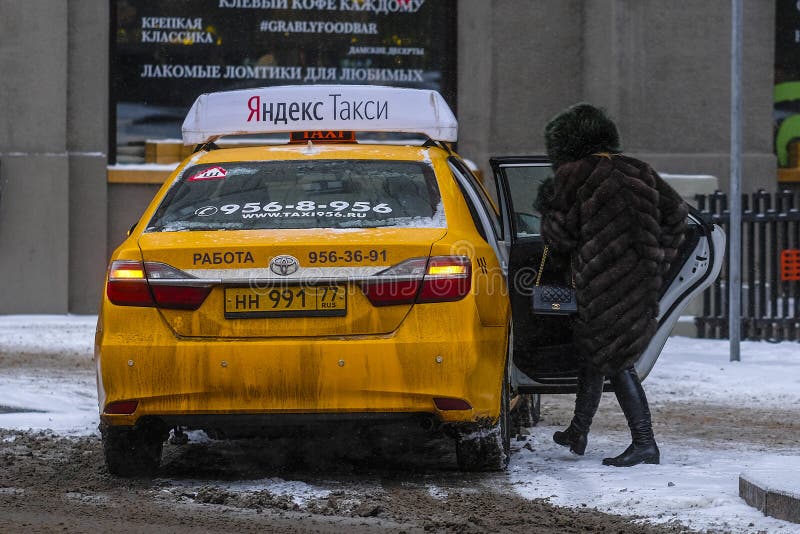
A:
188,166,227,181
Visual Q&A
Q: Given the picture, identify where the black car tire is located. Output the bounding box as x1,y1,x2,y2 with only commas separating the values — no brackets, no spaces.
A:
101,421,166,477
511,393,541,432
530,393,541,426
455,369,510,472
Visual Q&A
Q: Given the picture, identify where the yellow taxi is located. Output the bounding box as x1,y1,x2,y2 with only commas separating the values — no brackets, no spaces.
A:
96,85,512,475
96,85,725,476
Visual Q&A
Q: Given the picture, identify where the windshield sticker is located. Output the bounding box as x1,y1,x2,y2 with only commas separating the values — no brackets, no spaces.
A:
188,166,227,181
196,200,394,220
146,160,445,232
195,206,219,217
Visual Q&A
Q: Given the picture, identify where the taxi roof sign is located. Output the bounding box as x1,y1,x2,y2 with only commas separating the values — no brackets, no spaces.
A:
182,85,458,145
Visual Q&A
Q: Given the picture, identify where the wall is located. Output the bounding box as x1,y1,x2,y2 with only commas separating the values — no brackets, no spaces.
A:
107,184,162,256
0,2,70,313
0,1,108,314
68,1,110,313
458,0,777,194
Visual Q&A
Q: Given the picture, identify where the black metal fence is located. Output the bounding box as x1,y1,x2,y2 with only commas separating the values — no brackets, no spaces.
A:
694,190,800,341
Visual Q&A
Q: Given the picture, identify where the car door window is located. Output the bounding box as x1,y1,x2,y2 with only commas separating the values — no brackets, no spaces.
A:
490,157,578,386
494,161,553,240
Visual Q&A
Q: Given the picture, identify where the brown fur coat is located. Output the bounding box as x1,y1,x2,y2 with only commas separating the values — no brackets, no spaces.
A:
540,154,688,374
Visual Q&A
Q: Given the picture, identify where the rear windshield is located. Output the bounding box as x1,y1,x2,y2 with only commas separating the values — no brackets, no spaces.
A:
146,160,445,232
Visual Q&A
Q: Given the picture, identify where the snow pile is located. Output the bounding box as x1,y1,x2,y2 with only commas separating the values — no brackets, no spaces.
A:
645,337,800,408
186,477,332,508
509,337,800,533
740,456,800,499
0,314,97,435
0,314,96,357
0,372,98,436
510,432,799,533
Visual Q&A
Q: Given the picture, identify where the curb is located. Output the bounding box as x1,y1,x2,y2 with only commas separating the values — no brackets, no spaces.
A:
739,470,800,524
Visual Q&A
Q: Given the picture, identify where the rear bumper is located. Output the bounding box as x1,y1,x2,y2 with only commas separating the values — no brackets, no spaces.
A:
96,304,507,429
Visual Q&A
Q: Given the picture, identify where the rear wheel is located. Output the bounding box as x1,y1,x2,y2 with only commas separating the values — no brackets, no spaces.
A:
511,393,541,431
455,371,510,471
530,393,541,425
101,421,167,477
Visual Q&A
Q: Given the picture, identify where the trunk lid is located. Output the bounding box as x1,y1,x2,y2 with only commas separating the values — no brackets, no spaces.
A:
138,227,447,338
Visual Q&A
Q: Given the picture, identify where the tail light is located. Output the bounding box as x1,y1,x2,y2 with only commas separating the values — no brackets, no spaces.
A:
360,258,426,306
106,260,212,310
106,261,153,306
418,256,472,303
433,397,473,411
361,256,472,306
104,400,139,415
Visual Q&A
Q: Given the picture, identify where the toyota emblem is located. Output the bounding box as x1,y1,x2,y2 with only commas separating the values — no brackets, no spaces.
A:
269,255,299,276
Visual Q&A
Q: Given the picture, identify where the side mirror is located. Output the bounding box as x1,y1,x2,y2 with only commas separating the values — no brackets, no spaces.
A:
127,221,139,236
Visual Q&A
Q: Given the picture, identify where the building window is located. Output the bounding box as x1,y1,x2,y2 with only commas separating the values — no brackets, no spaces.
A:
110,0,456,164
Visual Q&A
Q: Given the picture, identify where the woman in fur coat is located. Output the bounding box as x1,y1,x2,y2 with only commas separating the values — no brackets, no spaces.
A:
537,103,688,467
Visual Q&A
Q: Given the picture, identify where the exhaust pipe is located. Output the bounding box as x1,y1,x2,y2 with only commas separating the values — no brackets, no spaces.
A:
419,416,439,431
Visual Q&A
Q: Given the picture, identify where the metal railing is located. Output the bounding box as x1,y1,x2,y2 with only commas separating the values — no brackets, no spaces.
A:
694,190,800,341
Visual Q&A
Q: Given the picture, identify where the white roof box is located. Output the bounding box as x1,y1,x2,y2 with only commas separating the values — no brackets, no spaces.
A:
182,84,458,145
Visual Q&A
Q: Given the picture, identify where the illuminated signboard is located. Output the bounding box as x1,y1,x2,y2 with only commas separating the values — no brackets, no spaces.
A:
181,85,458,143
111,0,456,163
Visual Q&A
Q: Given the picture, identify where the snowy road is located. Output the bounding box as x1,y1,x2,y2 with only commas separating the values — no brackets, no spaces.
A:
0,315,799,533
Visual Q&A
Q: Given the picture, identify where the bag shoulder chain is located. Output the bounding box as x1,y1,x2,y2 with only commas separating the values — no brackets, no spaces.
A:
535,245,575,288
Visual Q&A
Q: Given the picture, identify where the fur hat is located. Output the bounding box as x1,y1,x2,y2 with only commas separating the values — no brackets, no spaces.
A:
544,103,621,168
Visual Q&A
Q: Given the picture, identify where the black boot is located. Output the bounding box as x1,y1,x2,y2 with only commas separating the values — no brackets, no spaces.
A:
602,367,660,467
553,366,604,455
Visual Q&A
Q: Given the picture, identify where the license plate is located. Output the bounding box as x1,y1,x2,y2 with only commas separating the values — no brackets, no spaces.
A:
224,286,346,318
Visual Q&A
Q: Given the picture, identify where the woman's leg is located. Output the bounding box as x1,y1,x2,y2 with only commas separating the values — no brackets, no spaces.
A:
553,365,604,455
602,366,660,467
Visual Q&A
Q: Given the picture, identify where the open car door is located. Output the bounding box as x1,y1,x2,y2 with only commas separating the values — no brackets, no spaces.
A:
489,156,726,393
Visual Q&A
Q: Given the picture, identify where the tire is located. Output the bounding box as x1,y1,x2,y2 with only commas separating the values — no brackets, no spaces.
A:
530,393,541,426
511,393,541,431
101,421,166,477
455,370,510,472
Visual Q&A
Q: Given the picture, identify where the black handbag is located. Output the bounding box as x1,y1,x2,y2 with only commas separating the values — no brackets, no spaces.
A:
532,245,577,315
